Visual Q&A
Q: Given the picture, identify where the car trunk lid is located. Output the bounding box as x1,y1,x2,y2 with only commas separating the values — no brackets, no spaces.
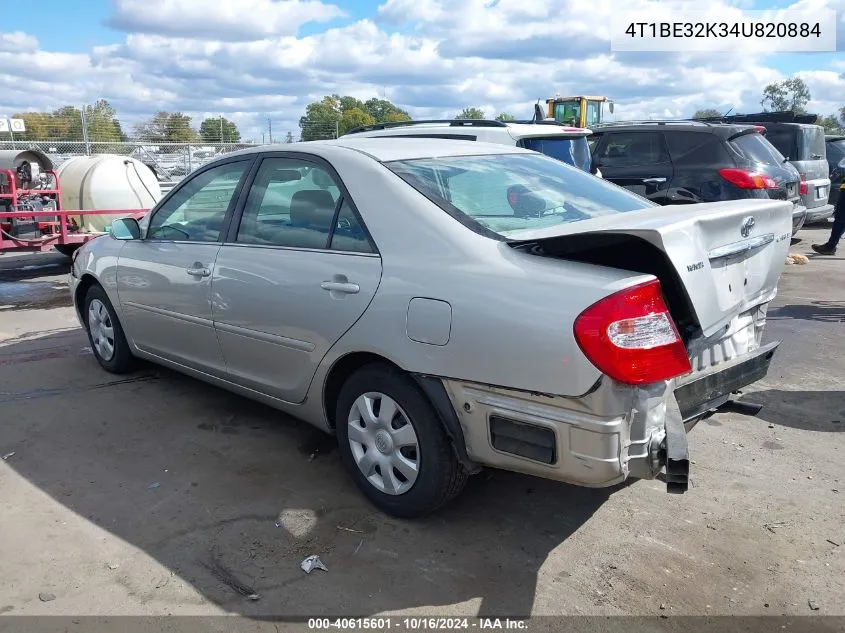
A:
506,198,792,338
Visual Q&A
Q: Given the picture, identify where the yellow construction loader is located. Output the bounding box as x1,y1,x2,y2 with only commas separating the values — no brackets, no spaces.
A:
540,95,613,128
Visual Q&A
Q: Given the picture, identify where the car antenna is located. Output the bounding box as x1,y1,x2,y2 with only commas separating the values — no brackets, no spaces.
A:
723,107,734,117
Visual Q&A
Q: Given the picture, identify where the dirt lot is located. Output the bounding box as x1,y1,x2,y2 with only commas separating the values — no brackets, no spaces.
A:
0,227,843,620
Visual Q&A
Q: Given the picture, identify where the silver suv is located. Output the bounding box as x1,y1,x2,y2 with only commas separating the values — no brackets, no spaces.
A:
343,119,602,177
716,113,834,224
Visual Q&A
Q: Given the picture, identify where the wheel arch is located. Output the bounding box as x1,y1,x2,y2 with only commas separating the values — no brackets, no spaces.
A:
322,351,478,471
74,273,100,325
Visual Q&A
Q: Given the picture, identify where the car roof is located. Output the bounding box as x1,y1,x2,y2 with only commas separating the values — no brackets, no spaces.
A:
312,137,534,162
218,137,536,164
344,119,591,138
826,135,845,142
591,121,757,137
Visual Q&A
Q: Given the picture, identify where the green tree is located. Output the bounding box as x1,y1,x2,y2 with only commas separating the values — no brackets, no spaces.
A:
299,94,412,140
692,108,723,119
199,116,242,143
339,107,376,135
134,111,199,144
299,95,342,141
84,99,127,145
760,77,811,113
456,107,486,120
363,97,411,122
819,114,843,133
495,113,515,122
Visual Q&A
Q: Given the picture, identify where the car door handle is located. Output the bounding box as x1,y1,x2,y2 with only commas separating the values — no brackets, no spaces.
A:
642,177,666,184
321,281,360,294
186,265,211,277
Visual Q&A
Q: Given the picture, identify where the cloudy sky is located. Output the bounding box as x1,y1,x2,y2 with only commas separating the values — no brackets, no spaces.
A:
1,0,843,141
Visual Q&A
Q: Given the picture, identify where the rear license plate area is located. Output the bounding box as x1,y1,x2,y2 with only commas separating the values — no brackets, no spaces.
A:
816,186,828,200
674,342,779,421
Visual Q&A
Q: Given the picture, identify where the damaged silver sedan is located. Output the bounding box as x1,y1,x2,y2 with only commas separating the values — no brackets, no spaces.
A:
69,138,791,517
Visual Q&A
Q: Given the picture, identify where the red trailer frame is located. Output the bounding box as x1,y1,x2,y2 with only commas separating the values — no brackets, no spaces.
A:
0,167,148,254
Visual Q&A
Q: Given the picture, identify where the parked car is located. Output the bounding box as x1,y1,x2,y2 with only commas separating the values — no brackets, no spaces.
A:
826,134,845,209
69,138,792,517
589,121,806,235
714,113,833,225
343,119,602,176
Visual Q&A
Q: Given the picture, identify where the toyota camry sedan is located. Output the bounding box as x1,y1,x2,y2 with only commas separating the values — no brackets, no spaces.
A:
70,137,791,517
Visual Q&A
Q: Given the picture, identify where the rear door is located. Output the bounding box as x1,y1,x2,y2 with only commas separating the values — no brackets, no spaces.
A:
593,131,674,202
211,154,382,403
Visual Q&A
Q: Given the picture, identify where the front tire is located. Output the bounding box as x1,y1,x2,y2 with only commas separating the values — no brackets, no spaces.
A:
84,284,135,374
335,365,468,518
55,244,80,258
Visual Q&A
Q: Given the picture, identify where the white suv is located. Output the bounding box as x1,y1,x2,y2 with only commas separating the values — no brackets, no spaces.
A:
343,119,602,177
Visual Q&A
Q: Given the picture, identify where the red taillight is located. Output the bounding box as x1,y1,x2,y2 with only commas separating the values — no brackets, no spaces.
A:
573,279,692,385
754,125,766,133
718,168,778,190
799,173,808,196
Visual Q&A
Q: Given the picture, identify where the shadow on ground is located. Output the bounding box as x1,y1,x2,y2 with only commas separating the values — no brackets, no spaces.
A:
739,389,844,432
767,301,845,324
0,329,621,618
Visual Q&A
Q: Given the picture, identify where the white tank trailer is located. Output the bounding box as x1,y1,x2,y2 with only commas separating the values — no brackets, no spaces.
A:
57,155,162,232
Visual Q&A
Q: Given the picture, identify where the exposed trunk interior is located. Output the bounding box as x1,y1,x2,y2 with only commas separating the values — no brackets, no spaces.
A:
511,233,702,342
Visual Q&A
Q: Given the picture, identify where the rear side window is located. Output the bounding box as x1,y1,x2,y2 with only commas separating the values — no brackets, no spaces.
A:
664,132,731,165
799,127,826,160
518,136,592,171
729,132,786,166
595,132,668,167
828,140,845,163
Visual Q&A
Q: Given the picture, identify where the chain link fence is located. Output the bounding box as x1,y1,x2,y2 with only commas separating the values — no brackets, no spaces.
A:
0,111,346,192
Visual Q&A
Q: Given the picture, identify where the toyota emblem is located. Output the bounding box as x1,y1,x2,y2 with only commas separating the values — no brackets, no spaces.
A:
740,216,755,238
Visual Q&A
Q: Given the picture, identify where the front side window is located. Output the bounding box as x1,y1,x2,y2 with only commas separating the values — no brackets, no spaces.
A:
236,157,371,252
147,160,249,241
386,152,654,238
585,101,601,128
519,137,592,172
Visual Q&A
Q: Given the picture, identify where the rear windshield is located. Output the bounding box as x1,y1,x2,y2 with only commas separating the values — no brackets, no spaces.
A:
518,136,592,172
800,127,826,160
729,132,786,166
385,153,654,238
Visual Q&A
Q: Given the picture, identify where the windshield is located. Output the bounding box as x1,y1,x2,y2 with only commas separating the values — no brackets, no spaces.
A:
553,101,580,125
519,137,592,172
385,153,654,238
730,132,786,166
828,139,845,163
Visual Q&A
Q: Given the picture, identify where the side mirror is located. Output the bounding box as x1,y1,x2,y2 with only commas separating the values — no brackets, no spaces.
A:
110,217,141,240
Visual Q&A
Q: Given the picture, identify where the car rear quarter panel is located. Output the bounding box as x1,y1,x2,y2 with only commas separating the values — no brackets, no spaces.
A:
318,149,655,398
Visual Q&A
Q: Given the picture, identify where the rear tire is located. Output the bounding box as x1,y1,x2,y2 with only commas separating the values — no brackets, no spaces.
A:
84,284,135,374
335,364,468,518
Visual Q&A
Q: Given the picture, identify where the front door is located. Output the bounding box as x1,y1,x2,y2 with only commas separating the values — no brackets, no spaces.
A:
211,156,383,403
116,158,253,375
594,131,674,203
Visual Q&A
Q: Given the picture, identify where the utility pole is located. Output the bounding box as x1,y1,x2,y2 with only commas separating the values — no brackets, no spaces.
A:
80,105,91,155
268,118,273,144
220,114,224,143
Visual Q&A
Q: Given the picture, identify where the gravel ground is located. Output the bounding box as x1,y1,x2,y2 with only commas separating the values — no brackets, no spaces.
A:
0,229,842,620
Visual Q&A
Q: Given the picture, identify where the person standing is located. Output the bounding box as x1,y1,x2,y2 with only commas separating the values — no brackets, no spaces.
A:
812,182,845,255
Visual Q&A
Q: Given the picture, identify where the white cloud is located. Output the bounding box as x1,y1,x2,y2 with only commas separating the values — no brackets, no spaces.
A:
0,31,39,53
108,0,347,41
0,0,843,139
